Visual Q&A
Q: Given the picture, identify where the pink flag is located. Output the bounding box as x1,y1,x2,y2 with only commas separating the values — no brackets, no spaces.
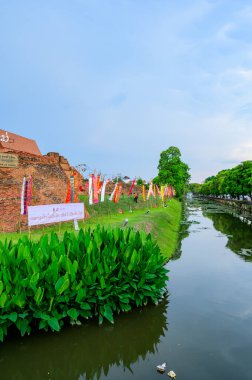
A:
128,179,136,195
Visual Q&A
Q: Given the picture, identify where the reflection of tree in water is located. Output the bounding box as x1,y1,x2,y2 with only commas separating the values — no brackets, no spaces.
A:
171,202,190,261
0,298,168,380
204,211,252,262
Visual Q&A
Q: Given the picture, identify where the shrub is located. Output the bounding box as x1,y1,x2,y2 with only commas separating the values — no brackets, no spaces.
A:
0,227,168,341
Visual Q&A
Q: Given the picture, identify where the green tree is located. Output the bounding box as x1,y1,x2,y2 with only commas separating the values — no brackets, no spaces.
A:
188,183,201,194
199,160,252,200
155,146,190,198
136,177,144,186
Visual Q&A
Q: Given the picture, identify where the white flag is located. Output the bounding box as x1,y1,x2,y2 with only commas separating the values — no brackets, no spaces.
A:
101,179,108,202
89,176,93,205
109,182,118,201
20,177,26,215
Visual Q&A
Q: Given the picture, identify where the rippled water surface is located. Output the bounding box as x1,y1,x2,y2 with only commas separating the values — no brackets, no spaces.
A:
1,199,252,380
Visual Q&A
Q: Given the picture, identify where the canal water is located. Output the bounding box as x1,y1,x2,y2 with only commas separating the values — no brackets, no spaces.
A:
1,199,252,380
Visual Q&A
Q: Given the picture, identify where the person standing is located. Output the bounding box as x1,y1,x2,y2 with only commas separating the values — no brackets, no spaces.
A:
133,192,138,203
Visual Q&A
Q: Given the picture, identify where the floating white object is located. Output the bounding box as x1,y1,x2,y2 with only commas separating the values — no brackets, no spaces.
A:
167,370,176,378
156,362,167,373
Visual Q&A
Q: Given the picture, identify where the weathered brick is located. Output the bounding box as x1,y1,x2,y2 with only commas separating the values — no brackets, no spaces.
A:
0,150,74,232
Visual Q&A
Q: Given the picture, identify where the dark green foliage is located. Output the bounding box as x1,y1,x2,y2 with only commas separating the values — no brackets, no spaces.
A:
136,177,144,186
0,227,168,341
199,161,252,199
155,146,190,198
188,183,201,194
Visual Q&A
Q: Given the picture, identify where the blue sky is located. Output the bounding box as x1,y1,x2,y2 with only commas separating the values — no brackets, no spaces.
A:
1,0,252,182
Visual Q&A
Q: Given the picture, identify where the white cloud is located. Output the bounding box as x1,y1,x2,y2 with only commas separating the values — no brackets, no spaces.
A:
216,23,237,42
231,142,252,161
228,67,252,81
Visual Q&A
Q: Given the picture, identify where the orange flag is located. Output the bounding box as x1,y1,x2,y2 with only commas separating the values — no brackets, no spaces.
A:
65,182,71,203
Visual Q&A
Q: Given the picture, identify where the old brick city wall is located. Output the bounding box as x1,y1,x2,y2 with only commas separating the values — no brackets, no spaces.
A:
1,150,142,232
0,151,76,232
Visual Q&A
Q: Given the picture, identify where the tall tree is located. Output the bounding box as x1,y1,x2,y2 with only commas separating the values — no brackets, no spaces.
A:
154,146,190,198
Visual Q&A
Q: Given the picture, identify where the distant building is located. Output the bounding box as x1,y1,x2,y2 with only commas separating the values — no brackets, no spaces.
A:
0,130,41,156
123,176,131,184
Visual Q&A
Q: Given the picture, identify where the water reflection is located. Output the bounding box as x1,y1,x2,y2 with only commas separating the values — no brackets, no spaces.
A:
0,298,168,380
203,210,252,262
171,204,190,261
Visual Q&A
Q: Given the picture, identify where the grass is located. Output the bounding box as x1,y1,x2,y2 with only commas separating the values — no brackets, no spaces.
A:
0,197,182,260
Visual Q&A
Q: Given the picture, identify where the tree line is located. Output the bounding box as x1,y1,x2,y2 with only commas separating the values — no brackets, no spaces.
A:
190,160,252,200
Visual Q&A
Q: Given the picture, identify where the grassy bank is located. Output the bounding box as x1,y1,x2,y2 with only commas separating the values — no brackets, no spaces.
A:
0,198,182,260
84,199,182,260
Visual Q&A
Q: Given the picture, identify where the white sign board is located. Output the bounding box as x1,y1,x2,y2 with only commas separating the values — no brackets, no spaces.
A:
28,203,84,227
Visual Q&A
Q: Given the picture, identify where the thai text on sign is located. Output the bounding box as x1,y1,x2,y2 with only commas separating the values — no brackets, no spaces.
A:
0,153,18,168
28,203,84,226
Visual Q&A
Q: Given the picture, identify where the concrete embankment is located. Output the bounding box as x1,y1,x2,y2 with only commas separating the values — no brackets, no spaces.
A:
199,197,252,219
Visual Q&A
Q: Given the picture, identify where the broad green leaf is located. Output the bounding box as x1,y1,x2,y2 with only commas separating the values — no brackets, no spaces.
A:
0,327,4,342
34,287,44,306
67,308,79,320
100,276,106,289
48,317,60,332
103,308,114,324
80,302,91,310
55,275,70,295
0,281,4,296
0,292,7,308
13,292,26,308
7,312,18,323
16,318,30,336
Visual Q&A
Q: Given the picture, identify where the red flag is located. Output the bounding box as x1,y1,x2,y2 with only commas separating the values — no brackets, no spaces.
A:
65,182,71,203
128,179,136,196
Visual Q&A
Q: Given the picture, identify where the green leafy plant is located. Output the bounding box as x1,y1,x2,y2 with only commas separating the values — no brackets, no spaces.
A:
0,226,168,341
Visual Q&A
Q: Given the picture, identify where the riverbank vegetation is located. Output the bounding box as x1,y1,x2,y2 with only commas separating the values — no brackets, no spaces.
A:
189,160,252,200
0,199,182,260
0,227,168,342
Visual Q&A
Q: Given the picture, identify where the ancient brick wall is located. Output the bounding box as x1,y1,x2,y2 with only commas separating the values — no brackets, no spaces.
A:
0,149,142,232
0,151,73,232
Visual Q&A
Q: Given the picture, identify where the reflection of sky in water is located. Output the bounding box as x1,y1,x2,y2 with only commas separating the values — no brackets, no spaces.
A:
167,200,252,379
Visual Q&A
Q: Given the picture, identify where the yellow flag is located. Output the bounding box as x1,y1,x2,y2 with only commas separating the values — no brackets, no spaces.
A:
142,185,146,201
161,186,165,201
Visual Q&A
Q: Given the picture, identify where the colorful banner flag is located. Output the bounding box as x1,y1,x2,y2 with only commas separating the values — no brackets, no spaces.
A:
70,175,75,203
109,182,118,201
23,179,29,215
128,179,136,195
20,177,26,215
114,184,122,203
97,174,103,193
100,179,108,202
153,184,156,198
142,185,146,201
160,185,165,201
93,175,99,204
65,182,71,203
27,175,33,206
89,175,93,205
147,182,154,200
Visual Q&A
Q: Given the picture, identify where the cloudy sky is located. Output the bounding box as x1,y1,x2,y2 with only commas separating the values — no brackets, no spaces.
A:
1,0,252,182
